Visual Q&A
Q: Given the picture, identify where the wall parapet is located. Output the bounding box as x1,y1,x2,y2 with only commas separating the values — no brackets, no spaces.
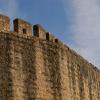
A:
0,14,62,44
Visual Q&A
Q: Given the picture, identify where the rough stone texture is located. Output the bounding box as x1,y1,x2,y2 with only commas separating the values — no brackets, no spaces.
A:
0,14,10,32
0,14,100,100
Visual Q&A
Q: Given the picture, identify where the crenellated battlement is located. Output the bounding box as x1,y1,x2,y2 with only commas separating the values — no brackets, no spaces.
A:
0,14,60,43
13,18,32,36
33,24,46,39
0,14,10,32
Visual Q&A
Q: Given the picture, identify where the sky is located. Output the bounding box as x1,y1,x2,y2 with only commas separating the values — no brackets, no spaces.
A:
0,0,100,69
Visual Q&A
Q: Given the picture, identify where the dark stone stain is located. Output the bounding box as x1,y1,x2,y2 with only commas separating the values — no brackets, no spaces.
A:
88,71,93,100
79,66,84,100
0,36,13,100
22,41,37,100
45,43,61,100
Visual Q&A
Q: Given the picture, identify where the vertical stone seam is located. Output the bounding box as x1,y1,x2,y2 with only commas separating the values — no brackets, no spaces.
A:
5,36,14,100
45,42,61,100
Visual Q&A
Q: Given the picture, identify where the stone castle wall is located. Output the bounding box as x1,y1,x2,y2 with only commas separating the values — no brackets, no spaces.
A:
0,14,100,100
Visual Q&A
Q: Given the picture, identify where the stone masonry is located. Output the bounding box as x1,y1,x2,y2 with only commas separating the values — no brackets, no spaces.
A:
0,14,100,100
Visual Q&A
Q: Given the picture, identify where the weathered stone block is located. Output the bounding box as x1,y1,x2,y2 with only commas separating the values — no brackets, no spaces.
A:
33,24,46,39
0,14,10,32
13,18,32,36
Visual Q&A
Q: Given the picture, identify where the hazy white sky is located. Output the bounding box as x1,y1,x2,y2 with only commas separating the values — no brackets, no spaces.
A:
63,0,100,69
0,0,100,69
